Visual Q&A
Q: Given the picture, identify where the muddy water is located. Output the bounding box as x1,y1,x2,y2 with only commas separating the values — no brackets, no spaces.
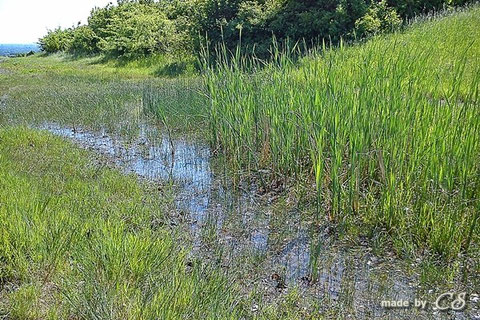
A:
40,122,478,319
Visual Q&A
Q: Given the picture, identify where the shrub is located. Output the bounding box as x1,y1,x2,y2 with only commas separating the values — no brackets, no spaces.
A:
97,3,174,58
38,0,474,58
38,27,73,53
68,25,98,55
355,0,402,37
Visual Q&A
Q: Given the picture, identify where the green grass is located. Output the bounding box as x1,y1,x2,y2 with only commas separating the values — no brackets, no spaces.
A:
0,52,341,320
0,127,327,320
0,127,243,319
203,5,480,262
1,52,197,80
0,53,204,135
142,78,208,135
1,6,480,318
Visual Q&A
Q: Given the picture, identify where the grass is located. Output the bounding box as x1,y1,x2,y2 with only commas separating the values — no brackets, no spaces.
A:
203,5,480,263
142,78,208,135
0,127,243,319
1,5,480,319
0,62,323,320
0,53,205,136
0,52,197,80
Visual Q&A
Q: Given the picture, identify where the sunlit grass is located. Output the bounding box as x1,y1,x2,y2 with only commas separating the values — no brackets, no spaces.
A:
1,6,479,318
142,78,208,135
203,6,480,262
0,53,203,136
0,127,241,319
0,52,197,80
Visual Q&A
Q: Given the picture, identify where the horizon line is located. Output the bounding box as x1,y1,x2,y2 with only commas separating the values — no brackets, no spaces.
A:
0,43,39,45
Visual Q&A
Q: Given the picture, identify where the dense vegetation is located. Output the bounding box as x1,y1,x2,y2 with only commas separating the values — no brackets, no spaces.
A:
2,4,480,318
203,7,480,261
39,0,473,58
0,57,315,320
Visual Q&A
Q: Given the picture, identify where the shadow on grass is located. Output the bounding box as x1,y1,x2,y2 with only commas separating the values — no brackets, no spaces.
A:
154,60,200,77
35,52,200,77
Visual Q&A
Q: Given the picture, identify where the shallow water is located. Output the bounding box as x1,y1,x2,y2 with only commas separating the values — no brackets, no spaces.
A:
40,122,479,319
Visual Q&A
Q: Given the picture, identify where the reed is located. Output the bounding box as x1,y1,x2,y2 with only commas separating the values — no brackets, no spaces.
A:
142,78,207,134
203,6,480,261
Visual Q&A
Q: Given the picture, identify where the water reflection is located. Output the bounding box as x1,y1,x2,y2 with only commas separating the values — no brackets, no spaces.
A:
39,122,476,319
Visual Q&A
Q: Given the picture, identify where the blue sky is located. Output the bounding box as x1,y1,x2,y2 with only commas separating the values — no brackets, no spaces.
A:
0,0,112,44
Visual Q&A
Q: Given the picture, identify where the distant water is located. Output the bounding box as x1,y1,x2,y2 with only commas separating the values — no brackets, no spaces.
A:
0,44,40,57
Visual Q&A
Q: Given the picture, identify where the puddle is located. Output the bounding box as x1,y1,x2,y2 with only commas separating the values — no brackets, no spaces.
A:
39,122,478,319
280,232,311,281
0,94,7,110
42,122,211,219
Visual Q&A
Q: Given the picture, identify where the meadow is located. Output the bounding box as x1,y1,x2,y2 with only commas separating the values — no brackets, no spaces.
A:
0,52,204,135
1,4,480,320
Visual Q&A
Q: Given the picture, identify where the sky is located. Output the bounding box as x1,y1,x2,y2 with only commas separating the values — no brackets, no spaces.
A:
0,0,113,44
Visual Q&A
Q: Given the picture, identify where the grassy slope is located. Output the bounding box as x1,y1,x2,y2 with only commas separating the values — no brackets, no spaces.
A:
205,6,480,263
0,127,241,319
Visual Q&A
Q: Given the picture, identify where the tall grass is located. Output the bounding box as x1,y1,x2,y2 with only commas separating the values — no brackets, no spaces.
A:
142,78,207,133
203,6,480,261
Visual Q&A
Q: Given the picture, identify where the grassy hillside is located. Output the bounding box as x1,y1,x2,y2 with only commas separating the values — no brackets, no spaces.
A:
204,6,480,262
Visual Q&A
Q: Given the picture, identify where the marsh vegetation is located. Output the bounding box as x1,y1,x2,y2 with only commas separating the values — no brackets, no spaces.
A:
0,4,479,320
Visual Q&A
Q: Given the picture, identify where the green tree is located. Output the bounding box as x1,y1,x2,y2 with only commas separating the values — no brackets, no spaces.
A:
68,26,99,55
38,0,475,58
38,27,74,53
97,3,175,57
355,0,402,37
